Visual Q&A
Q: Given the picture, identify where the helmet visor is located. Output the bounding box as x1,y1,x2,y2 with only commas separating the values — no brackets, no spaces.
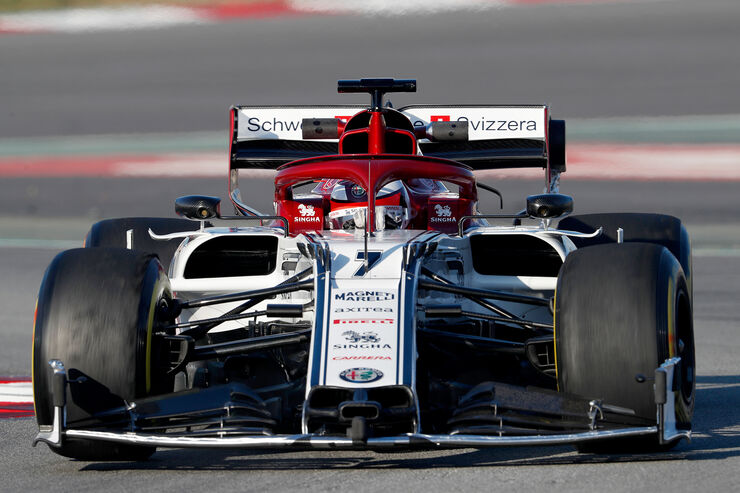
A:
328,205,406,231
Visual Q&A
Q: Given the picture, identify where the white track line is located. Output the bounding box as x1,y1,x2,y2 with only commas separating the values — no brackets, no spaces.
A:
0,6,205,34
0,1,653,34
0,381,33,404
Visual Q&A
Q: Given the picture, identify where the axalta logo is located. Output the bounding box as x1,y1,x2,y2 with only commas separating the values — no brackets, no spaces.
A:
342,330,379,343
333,319,394,325
298,204,316,217
334,307,393,313
333,356,391,360
339,368,383,384
434,204,452,217
334,290,395,301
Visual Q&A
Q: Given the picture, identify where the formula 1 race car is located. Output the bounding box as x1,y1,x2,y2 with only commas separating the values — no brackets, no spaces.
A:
33,78,694,460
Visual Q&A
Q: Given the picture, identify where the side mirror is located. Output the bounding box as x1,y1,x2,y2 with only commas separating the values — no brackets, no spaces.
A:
526,194,573,219
548,119,566,172
175,195,221,220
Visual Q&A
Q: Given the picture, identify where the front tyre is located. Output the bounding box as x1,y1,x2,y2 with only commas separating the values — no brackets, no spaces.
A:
32,248,172,460
558,213,692,299
555,243,695,452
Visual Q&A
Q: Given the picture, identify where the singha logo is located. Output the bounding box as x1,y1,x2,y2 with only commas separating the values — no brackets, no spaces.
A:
434,204,452,217
297,204,316,217
342,330,380,343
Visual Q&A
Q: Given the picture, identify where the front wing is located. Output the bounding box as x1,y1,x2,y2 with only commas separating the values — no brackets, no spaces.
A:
35,358,690,451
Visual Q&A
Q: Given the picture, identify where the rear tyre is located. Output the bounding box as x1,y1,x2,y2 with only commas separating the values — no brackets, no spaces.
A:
85,217,206,271
33,248,173,460
558,213,692,298
555,243,695,453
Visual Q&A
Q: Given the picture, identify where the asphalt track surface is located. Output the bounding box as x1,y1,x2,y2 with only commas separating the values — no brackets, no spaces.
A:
1,0,740,491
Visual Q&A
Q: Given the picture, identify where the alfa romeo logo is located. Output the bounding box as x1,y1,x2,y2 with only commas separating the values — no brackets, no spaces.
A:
350,184,366,198
339,367,383,384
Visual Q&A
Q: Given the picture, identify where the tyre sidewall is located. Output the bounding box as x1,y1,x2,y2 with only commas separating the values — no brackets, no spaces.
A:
555,243,694,423
33,248,168,426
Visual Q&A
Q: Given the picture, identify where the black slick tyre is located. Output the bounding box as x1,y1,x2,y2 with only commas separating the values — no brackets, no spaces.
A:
85,217,206,271
32,248,172,461
558,213,692,298
554,243,695,453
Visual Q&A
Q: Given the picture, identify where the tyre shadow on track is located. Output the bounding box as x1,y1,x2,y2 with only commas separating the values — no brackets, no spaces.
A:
79,375,740,471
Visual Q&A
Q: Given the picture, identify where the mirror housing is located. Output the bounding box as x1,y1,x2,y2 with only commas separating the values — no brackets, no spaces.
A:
175,195,221,220
548,119,566,172
526,194,573,219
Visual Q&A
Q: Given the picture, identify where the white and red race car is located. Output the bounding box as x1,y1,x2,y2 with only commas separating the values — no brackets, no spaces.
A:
33,79,694,460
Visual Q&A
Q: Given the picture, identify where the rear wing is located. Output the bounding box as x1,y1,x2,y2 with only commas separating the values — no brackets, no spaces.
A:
229,105,566,172
229,105,365,169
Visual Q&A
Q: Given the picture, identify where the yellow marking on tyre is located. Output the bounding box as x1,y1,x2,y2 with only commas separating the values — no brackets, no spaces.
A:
552,289,558,390
667,276,676,358
144,276,164,394
31,298,38,417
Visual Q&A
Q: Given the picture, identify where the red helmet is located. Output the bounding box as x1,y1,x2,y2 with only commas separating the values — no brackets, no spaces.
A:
328,180,409,231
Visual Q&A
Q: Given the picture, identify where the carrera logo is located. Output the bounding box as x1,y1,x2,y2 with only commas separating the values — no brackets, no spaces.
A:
334,291,395,302
430,115,450,122
339,368,383,384
298,204,316,217
434,204,452,217
333,319,394,325
333,356,391,361
342,330,380,343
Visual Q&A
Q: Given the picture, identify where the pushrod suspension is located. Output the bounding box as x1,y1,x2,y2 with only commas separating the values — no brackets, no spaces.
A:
420,268,543,331
418,280,550,307
178,267,313,340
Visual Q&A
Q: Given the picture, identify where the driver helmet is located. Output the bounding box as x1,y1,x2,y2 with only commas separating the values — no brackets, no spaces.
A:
328,180,409,231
